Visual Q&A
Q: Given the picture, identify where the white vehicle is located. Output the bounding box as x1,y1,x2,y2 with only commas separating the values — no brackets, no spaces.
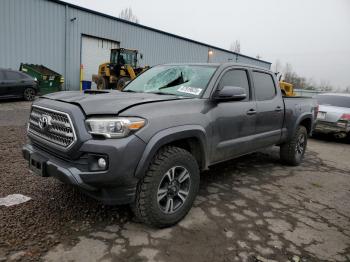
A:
314,93,350,139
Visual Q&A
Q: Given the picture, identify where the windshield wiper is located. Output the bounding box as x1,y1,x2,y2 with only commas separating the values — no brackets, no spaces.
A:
147,91,176,96
122,89,138,93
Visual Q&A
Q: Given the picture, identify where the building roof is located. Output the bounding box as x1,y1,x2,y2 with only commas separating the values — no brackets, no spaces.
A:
47,0,271,65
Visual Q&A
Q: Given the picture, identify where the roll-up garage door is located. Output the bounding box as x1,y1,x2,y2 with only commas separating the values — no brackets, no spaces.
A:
81,36,119,83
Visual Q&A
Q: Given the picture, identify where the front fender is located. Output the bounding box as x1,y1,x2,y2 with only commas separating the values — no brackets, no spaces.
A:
134,125,208,179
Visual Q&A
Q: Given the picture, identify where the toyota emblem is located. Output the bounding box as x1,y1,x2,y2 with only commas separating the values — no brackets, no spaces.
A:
38,115,52,131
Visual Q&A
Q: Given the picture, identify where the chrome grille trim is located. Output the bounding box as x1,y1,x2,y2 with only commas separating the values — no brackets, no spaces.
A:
28,105,77,149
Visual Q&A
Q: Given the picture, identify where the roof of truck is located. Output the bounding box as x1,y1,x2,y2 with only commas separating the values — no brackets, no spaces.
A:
161,62,271,71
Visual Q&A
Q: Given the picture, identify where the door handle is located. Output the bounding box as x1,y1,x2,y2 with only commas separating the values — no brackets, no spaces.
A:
246,109,257,115
275,106,282,112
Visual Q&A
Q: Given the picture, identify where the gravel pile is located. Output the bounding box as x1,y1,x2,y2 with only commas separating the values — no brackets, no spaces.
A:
0,126,131,261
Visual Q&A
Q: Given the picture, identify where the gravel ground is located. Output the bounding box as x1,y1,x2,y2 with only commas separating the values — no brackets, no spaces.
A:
0,101,349,262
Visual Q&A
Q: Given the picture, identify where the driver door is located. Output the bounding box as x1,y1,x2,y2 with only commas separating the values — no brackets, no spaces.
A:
210,68,257,163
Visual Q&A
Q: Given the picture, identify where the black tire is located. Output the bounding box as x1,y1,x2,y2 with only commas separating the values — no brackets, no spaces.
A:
23,87,36,101
116,77,131,90
97,77,108,90
280,126,308,166
346,132,350,144
132,146,200,228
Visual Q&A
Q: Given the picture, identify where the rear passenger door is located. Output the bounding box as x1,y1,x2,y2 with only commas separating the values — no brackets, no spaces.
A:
211,68,257,163
252,71,284,147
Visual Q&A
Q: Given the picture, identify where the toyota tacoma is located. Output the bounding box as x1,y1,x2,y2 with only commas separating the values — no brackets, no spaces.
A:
23,63,318,227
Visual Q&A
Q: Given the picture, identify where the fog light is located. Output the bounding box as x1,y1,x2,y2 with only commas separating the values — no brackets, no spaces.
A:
98,158,107,169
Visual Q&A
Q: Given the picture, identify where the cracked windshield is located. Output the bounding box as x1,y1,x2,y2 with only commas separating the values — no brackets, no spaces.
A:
123,65,217,97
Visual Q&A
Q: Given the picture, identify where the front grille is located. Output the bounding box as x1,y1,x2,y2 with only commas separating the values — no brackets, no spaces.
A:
28,106,76,149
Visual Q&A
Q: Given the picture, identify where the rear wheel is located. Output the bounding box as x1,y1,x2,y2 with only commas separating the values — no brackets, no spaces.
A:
346,132,350,144
97,77,108,90
23,87,35,101
116,77,131,91
132,146,200,228
280,126,308,166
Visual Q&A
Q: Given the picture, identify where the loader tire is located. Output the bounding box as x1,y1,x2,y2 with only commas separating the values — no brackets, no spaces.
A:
97,77,108,90
116,77,131,90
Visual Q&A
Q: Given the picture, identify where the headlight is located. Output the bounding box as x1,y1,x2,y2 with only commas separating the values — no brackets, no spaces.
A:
86,117,146,138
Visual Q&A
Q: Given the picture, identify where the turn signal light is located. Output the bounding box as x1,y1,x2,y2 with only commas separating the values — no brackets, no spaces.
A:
128,121,145,130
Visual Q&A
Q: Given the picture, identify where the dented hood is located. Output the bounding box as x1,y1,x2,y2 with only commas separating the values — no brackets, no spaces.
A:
41,90,181,115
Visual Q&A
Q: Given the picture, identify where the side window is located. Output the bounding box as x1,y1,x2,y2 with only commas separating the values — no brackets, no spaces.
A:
4,71,22,81
218,70,250,101
253,72,276,101
0,71,5,81
18,72,29,79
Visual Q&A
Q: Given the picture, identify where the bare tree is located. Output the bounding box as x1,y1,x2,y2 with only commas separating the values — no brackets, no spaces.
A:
284,63,293,76
229,40,241,53
273,59,282,74
319,80,333,92
281,62,333,91
119,7,139,23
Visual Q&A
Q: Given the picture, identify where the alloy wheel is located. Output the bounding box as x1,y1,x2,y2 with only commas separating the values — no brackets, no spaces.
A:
296,133,306,155
157,166,191,214
24,88,35,101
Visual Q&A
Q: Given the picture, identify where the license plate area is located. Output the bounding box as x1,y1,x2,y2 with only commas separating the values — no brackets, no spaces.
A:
30,153,48,177
317,111,326,120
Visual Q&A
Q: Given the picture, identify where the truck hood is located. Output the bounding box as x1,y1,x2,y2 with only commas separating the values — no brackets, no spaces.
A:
41,90,183,115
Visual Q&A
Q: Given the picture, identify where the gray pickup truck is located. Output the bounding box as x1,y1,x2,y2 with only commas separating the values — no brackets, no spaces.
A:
23,63,317,227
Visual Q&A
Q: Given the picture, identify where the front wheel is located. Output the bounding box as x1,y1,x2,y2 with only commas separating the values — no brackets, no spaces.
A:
280,126,308,166
132,146,200,228
23,87,36,101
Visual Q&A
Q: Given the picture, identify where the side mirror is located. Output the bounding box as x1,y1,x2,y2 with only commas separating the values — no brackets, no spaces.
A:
213,86,247,101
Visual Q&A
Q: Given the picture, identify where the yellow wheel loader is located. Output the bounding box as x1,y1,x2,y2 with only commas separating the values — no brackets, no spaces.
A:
93,48,149,90
279,81,295,96
275,73,295,96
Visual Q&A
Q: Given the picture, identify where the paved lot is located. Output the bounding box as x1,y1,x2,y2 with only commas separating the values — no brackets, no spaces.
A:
0,100,349,262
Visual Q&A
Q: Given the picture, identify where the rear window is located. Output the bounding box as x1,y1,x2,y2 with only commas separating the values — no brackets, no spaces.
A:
316,95,350,108
253,72,276,101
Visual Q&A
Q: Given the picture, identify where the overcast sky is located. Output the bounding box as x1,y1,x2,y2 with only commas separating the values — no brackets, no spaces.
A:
66,0,350,89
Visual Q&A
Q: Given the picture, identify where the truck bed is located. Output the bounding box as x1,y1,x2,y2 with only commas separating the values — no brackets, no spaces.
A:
282,96,318,140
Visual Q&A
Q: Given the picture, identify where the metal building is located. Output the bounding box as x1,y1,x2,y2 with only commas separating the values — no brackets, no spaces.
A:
0,0,271,90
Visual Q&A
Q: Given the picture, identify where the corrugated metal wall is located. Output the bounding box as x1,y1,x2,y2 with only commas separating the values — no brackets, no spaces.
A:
0,0,66,77
0,0,271,90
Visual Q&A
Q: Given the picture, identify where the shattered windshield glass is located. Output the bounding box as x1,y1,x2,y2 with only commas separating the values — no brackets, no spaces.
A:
123,65,217,97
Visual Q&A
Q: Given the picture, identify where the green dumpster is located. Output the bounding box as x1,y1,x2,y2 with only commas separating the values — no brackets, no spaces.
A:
19,64,64,95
